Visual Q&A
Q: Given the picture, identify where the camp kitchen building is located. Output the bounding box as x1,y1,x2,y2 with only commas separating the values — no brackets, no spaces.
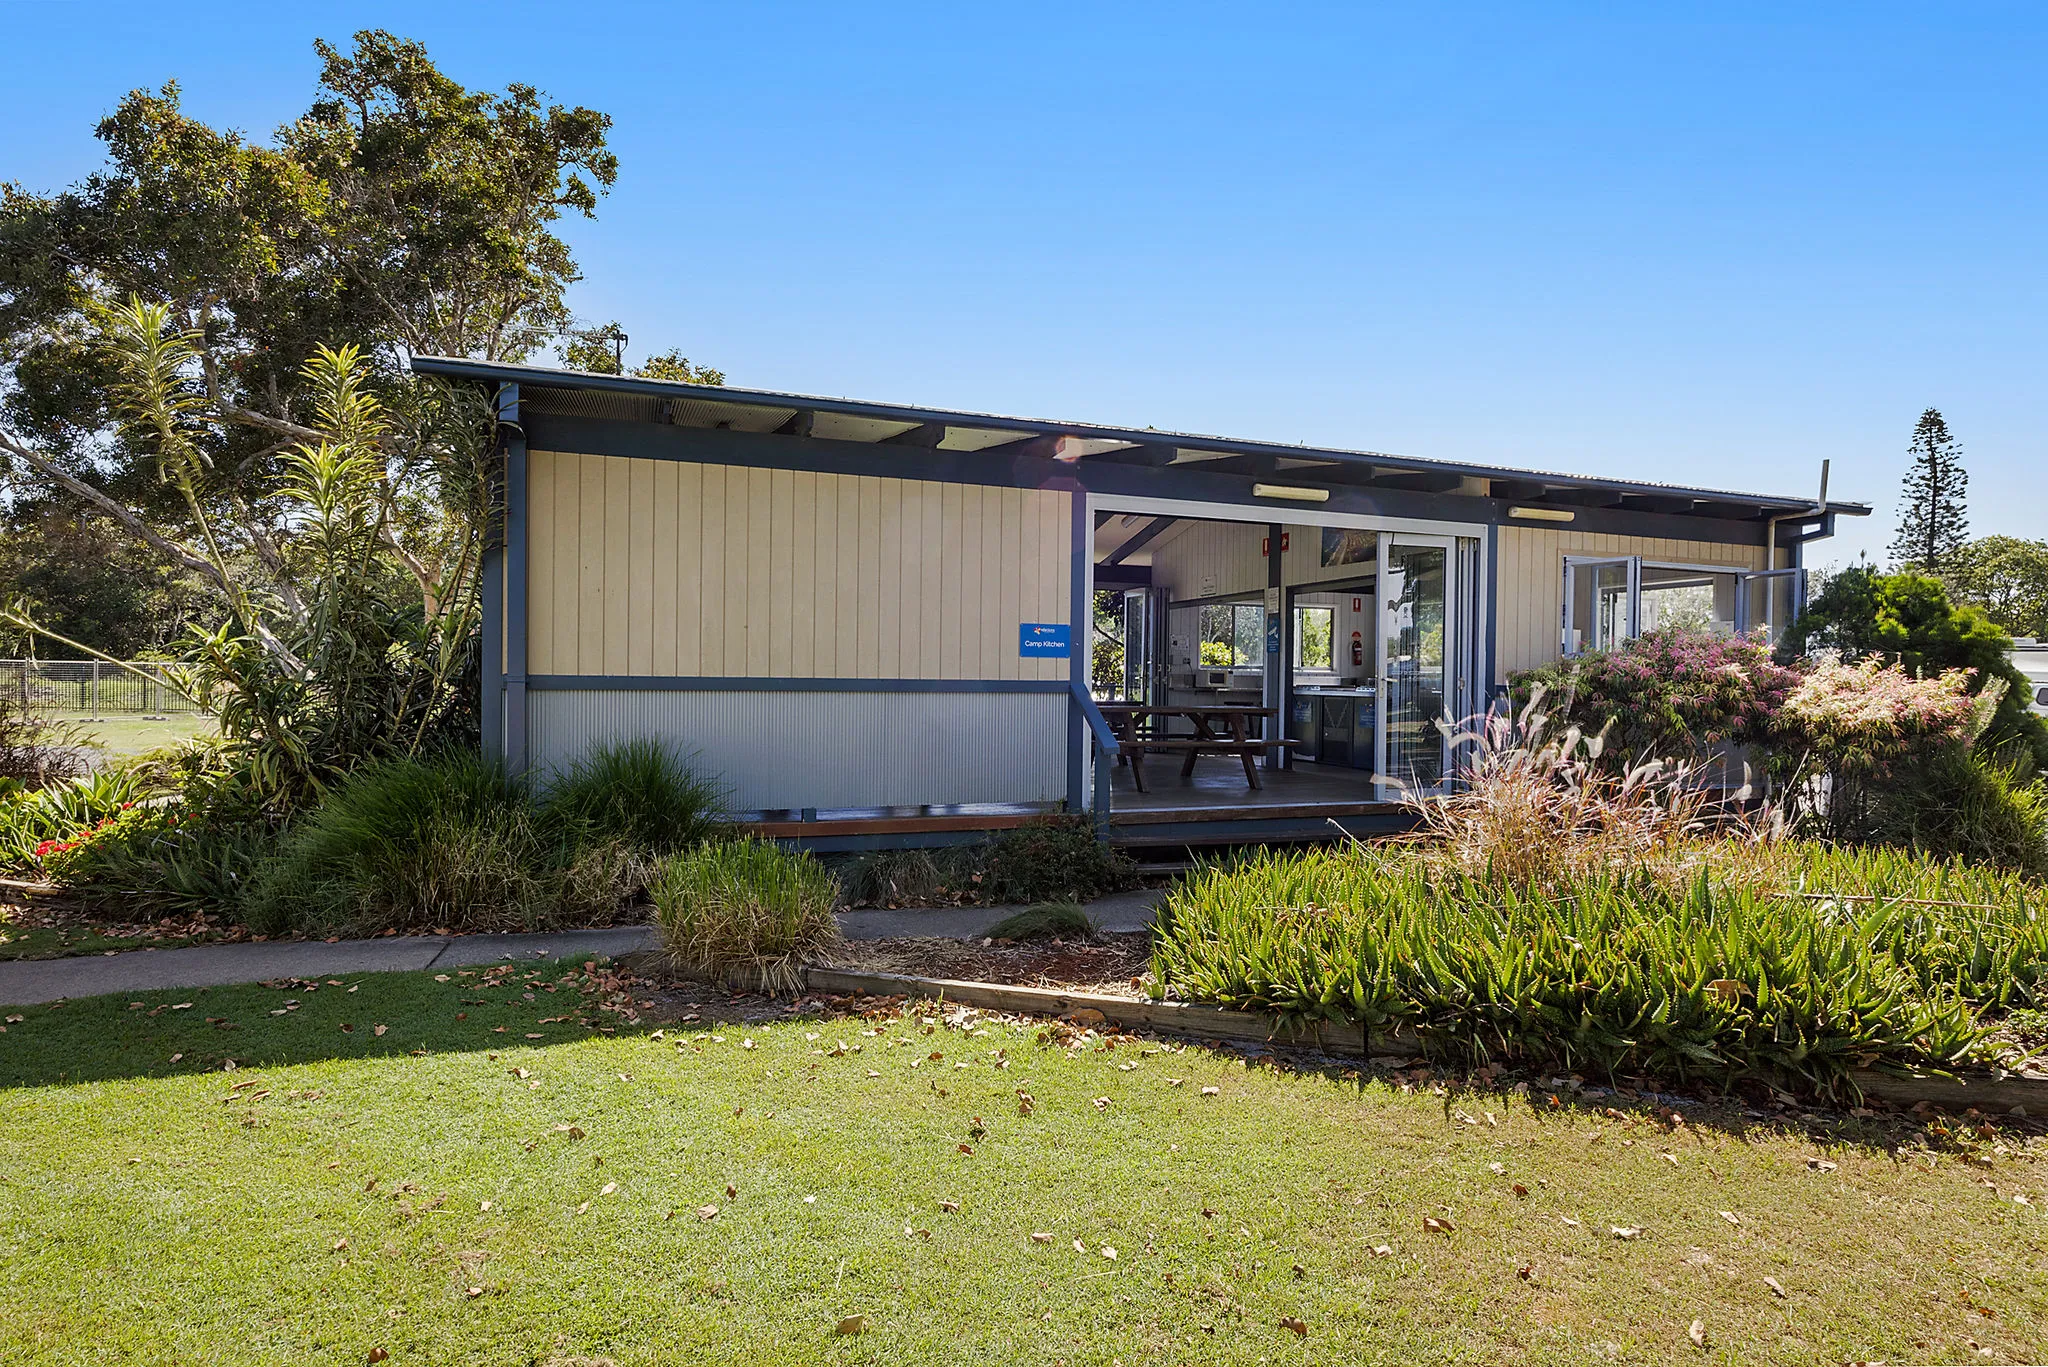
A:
416,358,1861,848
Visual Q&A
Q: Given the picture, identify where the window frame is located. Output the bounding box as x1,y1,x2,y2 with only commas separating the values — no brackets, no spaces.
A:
1292,604,1335,671
1562,555,1802,655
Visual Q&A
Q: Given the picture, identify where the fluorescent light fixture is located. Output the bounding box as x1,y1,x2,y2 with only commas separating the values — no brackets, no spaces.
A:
1508,505,1575,523
1251,483,1330,503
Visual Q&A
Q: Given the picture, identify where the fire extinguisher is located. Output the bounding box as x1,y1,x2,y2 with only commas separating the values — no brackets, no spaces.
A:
1349,631,1364,668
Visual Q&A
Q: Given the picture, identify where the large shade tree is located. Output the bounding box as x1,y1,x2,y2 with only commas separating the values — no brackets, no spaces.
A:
0,32,708,806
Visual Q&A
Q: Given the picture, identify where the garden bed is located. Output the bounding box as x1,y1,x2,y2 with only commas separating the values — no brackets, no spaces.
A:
827,931,1154,998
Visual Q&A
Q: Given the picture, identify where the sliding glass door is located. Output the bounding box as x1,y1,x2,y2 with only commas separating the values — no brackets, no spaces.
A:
1378,537,1453,793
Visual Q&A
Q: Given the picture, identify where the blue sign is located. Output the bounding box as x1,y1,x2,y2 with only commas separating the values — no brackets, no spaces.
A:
1019,622,1071,658
1266,613,1282,656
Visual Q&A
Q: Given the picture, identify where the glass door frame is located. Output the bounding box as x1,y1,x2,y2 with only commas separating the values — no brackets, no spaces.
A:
1375,532,1461,797
1082,492,1492,804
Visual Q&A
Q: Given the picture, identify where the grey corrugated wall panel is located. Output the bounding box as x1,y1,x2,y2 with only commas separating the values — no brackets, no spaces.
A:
528,689,1066,810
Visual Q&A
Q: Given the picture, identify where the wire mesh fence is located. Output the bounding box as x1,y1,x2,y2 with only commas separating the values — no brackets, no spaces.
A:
0,660,205,716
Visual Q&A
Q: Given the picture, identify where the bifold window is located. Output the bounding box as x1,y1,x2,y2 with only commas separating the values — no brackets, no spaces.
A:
1563,557,1799,655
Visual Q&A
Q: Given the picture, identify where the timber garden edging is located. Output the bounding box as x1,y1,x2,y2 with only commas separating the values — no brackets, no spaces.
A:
786,966,2048,1115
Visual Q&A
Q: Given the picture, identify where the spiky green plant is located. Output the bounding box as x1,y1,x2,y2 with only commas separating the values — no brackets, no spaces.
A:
1150,845,2002,1098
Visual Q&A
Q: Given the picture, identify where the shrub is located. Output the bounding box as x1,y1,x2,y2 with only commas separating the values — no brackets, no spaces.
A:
0,695,88,789
37,804,271,922
1781,567,2048,770
1150,846,1988,1097
976,817,1138,906
539,737,723,857
0,768,154,871
648,838,842,993
1510,628,1799,768
1862,746,2048,879
830,847,979,908
984,903,1096,942
241,752,636,937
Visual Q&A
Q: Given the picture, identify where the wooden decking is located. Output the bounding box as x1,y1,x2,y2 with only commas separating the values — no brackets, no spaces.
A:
732,760,1407,848
1107,759,1395,825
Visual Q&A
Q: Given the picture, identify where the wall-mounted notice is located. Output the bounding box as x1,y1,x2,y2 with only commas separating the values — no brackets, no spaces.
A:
1019,623,1071,658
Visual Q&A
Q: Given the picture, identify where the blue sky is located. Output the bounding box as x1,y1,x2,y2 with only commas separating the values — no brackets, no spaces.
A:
5,2,2044,566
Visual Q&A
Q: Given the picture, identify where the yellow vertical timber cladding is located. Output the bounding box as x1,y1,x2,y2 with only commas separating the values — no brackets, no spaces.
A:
1491,525,1767,682
523,451,1072,681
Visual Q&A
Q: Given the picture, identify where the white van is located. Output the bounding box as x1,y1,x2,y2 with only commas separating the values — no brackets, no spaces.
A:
2013,641,2048,718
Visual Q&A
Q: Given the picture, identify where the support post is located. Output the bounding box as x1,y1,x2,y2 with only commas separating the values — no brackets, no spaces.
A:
1265,522,1285,768
499,383,530,776
1067,489,1089,818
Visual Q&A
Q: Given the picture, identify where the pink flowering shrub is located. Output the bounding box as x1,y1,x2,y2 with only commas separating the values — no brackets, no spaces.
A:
1780,657,1975,774
1511,629,1801,766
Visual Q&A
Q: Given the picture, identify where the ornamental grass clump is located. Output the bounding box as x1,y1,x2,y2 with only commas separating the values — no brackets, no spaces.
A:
1415,692,1731,890
1150,847,1985,1098
648,838,842,994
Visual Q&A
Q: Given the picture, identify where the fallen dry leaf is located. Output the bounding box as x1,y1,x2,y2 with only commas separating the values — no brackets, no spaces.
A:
1512,1183,1529,1197
697,1205,718,1221
1030,1232,1053,1244
1560,1216,1581,1228
1278,1316,1307,1338
372,1024,388,1037
939,1200,959,1213
367,1351,389,1364
1719,1210,1740,1227
726,1183,738,1198
1423,1217,1455,1234
1688,1319,1707,1347
1073,1238,1087,1253
1489,1162,1506,1175
835,1314,866,1336
466,1285,484,1299
332,1237,348,1252
1200,1086,1220,1097
1611,1225,1643,1240
1806,1158,1838,1173
1371,1244,1393,1257
1764,1276,1786,1298
600,1182,617,1196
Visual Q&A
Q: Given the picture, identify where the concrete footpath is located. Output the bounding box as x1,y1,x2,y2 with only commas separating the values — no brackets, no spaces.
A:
0,889,1164,1007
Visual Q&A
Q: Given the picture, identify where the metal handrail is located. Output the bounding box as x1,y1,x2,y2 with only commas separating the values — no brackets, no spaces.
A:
1068,681,1121,833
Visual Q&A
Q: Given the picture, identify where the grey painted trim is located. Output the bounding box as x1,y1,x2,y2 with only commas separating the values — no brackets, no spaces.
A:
414,355,1866,516
1484,522,1500,693
526,675,1067,694
501,383,529,775
1068,489,1087,815
481,545,504,761
520,413,1783,548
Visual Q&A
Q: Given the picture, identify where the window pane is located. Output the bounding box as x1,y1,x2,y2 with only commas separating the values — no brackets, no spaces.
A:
1294,607,1333,669
1233,603,1264,667
1566,560,1632,653
1199,604,1235,668
1639,565,1737,635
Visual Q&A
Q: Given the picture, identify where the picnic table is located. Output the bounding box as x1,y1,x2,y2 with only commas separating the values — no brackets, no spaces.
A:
1096,703,1300,792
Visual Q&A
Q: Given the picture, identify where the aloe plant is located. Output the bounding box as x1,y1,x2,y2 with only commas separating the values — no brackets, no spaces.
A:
1150,843,2021,1097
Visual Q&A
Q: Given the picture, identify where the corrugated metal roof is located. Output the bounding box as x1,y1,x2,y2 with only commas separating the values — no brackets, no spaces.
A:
414,355,1866,518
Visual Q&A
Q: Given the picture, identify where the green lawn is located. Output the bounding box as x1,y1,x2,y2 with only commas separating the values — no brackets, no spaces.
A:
58,710,218,759
2,967,2044,1365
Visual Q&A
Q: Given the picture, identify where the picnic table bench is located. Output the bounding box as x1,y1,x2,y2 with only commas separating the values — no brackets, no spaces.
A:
1096,703,1301,792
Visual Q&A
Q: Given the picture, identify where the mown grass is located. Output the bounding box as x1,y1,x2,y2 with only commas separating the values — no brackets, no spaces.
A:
3,967,2045,1365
